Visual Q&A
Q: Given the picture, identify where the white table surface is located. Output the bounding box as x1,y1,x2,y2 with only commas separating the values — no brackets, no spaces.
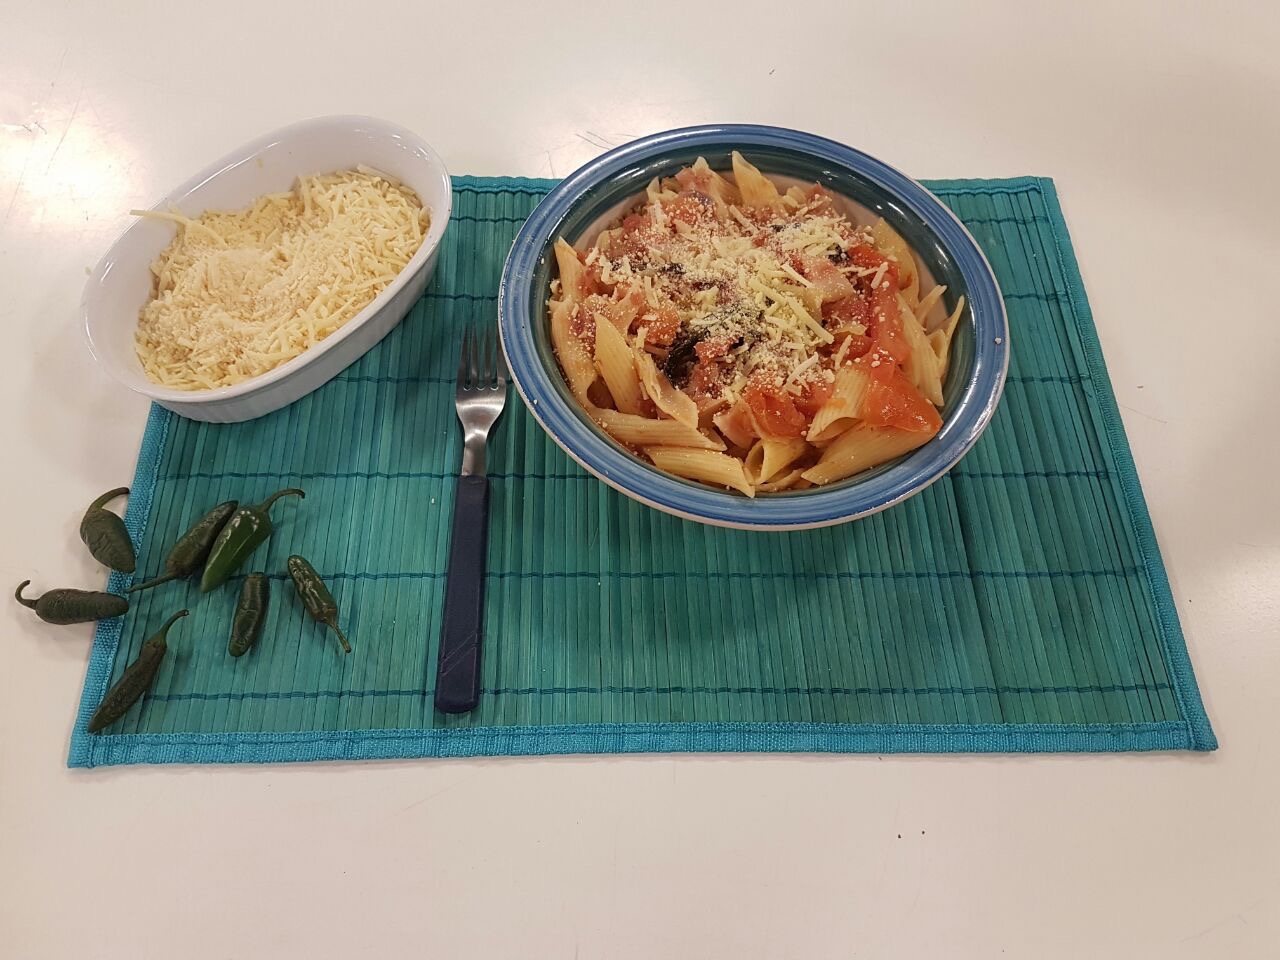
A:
3,2,1277,956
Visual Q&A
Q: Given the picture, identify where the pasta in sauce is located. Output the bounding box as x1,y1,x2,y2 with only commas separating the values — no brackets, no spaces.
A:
548,152,963,496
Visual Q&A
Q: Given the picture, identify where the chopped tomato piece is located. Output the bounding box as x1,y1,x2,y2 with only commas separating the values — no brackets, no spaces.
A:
665,190,714,225
832,331,875,361
848,243,902,290
644,305,681,347
687,363,723,403
858,365,941,433
674,167,700,192
793,376,834,419
822,292,871,331
570,251,603,298
676,166,726,199
743,378,807,439
846,242,890,272
868,282,909,365
694,334,735,364
806,184,838,216
622,212,650,234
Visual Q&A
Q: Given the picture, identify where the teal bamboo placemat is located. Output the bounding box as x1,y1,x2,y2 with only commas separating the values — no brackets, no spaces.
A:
68,175,1215,766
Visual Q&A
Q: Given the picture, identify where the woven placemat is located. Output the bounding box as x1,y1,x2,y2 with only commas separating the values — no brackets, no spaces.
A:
68,175,1215,766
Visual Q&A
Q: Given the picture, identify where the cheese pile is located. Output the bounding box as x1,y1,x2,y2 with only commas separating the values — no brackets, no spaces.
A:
135,169,430,390
588,192,875,401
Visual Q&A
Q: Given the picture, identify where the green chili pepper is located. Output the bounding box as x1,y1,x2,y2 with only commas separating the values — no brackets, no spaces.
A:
128,500,239,593
15,580,129,624
199,488,304,592
229,573,269,657
287,555,350,654
87,609,187,733
79,487,135,573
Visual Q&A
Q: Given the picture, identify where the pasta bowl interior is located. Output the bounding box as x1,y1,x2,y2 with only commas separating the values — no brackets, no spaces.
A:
499,125,1009,530
82,115,452,423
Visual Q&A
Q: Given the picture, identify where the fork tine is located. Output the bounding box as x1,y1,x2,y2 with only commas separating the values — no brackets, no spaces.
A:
485,328,498,388
457,327,471,388
495,329,507,388
466,327,479,388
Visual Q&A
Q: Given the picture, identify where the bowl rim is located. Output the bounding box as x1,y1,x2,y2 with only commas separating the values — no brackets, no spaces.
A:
81,113,453,405
500,123,1010,530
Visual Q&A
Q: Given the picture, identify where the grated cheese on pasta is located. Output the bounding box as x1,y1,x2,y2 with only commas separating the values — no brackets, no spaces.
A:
134,170,429,390
574,187,871,405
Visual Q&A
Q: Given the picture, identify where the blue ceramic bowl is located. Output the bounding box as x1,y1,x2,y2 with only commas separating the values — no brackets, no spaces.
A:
499,124,1008,530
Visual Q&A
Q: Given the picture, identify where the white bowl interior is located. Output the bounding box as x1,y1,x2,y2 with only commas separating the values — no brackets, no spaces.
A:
83,116,452,403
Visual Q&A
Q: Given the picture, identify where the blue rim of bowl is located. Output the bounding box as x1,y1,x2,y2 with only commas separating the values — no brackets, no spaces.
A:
499,124,1009,530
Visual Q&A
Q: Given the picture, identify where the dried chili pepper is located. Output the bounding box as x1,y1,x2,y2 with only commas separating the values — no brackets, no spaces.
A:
128,500,239,593
228,573,269,657
287,555,350,654
87,609,187,733
15,580,128,624
79,487,135,573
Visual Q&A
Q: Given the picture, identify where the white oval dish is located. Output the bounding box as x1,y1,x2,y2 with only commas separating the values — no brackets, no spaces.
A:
82,115,452,423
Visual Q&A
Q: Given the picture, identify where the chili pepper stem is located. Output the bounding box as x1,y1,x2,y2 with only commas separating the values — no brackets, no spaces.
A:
88,487,129,512
155,608,190,637
327,619,351,654
126,571,181,594
14,580,36,609
255,488,305,511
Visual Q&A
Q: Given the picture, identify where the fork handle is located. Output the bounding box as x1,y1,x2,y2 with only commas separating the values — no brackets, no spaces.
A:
435,474,490,714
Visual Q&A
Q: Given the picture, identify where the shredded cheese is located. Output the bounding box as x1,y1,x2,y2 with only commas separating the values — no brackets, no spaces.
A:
134,169,430,390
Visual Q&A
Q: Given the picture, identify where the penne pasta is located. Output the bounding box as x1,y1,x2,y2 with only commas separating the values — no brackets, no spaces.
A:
594,315,644,414
758,437,810,483
731,151,787,212
553,238,588,304
872,218,919,304
645,446,755,497
595,409,726,451
783,185,809,210
743,440,766,484
930,294,966,382
645,177,673,206
801,423,932,486
713,399,759,449
756,465,809,492
901,298,944,407
914,283,947,329
550,298,596,402
547,154,961,497
807,364,870,440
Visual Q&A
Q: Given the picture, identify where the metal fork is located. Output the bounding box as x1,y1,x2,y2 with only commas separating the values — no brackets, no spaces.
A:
435,324,508,714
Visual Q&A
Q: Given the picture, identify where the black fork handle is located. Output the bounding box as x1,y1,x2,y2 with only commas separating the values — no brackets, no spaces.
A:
435,475,489,713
